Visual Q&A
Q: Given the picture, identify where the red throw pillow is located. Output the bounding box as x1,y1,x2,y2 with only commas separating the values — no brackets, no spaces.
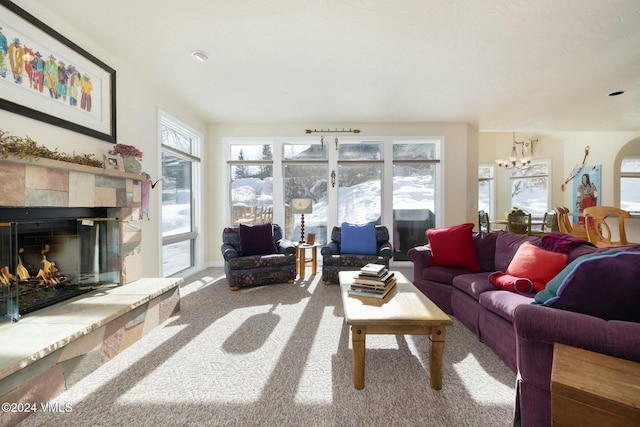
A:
506,242,568,292
427,223,480,271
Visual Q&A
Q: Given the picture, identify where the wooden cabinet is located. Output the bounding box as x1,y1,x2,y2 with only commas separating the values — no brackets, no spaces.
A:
551,343,640,426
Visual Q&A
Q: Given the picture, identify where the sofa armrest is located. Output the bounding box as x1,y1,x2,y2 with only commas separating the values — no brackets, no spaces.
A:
321,242,340,256
221,243,239,261
407,244,433,270
277,239,295,255
514,304,623,390
378,242,393,258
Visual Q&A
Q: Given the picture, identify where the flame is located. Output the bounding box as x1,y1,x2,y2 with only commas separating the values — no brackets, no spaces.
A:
16,256,30,281
39,244,59,285
0,266,15,285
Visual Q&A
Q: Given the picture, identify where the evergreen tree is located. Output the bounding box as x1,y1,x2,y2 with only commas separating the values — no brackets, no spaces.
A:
260,144,273,179
234,149,248,179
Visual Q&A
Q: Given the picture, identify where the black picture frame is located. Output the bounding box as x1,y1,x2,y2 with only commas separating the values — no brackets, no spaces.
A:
0,0,116,143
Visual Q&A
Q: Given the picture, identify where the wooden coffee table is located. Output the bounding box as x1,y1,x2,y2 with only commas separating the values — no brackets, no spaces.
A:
339,270,453,390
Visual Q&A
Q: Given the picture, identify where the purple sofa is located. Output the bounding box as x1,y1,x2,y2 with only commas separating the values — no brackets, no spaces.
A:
407,231,640,427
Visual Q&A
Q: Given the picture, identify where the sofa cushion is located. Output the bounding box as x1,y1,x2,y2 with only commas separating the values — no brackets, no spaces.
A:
479,290,535,323
422,265,473,285
452,272,495,300
494,232,540,272
227,253,296,270
504,242,568,292
427,223,480,271
534,251,640,322
239,223,277,256
341,221,377,254
473,231,499,272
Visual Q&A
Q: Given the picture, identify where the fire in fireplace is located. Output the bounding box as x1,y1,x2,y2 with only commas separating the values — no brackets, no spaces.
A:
0,208,121,322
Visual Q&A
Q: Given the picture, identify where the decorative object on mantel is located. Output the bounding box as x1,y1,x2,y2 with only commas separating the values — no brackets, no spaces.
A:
495,132,538,169
140,173,162,220
108,143,143,174
0,128,104,167
103,154,124,171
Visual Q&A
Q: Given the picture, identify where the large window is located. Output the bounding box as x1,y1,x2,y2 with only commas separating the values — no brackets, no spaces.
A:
160,113,201,277
225,136,442,262
621,157,640,212
509,160,549,218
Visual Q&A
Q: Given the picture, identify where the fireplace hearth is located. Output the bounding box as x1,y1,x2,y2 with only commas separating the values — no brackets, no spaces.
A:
0,207,121,322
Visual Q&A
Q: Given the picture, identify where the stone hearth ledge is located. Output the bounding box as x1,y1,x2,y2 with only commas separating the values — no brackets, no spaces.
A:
0,278,181,381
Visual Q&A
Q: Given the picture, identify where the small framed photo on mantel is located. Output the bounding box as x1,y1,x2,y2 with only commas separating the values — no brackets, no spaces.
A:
103,154,123,171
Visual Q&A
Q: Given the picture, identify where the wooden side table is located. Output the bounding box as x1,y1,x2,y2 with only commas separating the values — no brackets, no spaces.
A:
551,343,640,427
295,243,320,279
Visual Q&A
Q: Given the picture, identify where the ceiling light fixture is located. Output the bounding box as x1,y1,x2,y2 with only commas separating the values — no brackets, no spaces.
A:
495,132,538,169
190,50,209,62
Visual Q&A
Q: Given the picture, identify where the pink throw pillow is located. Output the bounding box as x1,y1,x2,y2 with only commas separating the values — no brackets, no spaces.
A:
506,242,568,292
427,223,480,271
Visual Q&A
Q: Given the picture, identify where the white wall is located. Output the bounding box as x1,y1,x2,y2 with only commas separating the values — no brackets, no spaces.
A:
207,122,479,265
481,131,640,241
4,1,207,277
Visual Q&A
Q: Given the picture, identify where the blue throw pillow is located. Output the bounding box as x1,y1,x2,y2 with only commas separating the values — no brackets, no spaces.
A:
341,222,377,255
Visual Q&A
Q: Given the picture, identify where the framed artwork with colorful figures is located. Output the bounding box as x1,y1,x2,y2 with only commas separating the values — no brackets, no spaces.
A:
572,164,601,224
0,0,116,143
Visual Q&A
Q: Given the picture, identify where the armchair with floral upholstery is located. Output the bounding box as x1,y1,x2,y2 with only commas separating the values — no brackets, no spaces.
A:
321,223,393,284
221,223,297,290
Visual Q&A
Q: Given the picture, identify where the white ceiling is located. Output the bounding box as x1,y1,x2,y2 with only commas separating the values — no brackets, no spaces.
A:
17,0,640,131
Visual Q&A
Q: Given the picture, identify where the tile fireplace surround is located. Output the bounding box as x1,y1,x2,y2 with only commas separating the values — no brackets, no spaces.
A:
0,156,181,427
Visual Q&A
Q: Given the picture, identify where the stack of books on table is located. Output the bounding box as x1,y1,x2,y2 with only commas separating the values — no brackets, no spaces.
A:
348,263,397,299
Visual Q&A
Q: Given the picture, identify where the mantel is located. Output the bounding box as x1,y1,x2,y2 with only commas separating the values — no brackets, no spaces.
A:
0,155,144,180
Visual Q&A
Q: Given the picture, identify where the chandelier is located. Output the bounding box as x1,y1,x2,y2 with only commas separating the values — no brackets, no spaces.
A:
495,132,538,169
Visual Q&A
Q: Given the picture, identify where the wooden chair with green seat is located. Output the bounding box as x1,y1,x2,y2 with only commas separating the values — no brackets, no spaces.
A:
531,211,558,236
478,210,490,232
507,212,532,235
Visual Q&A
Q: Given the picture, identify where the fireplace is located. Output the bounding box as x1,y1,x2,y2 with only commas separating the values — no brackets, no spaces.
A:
0,207,120,322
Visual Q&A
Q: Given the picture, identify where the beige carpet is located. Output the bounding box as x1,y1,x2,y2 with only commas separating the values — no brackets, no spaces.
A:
20,267,516,427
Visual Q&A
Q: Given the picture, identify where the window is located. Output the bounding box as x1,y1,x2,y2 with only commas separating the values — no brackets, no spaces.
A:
478,165,495,218
338,143,382,225
160,112,202,277
509,160,549,218
392,142,439,260
283,142,327,244
621,157,640,212
225,136,442,262
229,144,274,227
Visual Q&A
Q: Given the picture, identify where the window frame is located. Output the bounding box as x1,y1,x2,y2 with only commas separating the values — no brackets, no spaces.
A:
508,159,551,219
159,110,203,278
620,156,640,213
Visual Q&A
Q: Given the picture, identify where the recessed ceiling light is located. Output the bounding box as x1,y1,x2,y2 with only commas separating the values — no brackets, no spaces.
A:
608,91,624,96
190,50,209,62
